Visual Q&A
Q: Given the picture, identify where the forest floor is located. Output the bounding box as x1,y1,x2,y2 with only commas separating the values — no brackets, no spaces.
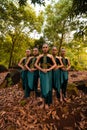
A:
0,71,87,130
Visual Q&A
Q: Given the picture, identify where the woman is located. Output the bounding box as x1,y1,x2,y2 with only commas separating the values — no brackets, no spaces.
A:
25,47,39,98
35,43,56,109
52,46,63,102
18,49,31,98
60,48,71,102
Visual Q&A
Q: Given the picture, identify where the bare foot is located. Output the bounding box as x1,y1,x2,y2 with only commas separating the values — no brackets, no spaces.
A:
63,97,68,102
39,103,45,109
45,104,49,110
60,97,63,102
49,104,53,109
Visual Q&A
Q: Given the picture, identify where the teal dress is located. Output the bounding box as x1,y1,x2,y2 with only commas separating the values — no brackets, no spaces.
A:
21,58,29,98
39,55,53,105
61,57,68,98
21,58,27,90
27,57,39,96
52,57,61,98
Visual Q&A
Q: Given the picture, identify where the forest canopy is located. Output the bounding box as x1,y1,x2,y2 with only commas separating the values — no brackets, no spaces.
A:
0,0,87,70
19,0,87,15
18,0,45,6
71,0,87,15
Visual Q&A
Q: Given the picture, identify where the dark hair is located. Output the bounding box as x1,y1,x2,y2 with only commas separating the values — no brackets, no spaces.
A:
61,48,65,51
42,43,49,47
33,47,39,50
52,46,57,49
26,49,30,52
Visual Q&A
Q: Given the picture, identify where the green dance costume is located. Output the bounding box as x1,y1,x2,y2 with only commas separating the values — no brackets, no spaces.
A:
21,58,27,90
61,57,68,98
21,58,30,98
53,57,61,98
27,57,39,96
39,55,53,105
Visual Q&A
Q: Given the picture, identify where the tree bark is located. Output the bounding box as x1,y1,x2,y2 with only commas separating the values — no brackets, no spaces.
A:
8,35,15,68
58,33,64,56
58,21,66,56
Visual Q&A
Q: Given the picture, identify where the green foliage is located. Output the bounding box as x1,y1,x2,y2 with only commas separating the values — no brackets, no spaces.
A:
7,77,13,87
44,0,73,53
0,0,87,70
34,36,45,50
19,0,27,6
31,0,45,5
36,11,44,33
18,0,45,6
71,0,87,16
43,0,87,69
20,100,27,106
67,83,78,95
0,0,43,67
66,41,87,70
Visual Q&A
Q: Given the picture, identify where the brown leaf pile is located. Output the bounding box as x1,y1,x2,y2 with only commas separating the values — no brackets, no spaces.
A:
0,71,87,130
0,72,9,85
69,70,87,83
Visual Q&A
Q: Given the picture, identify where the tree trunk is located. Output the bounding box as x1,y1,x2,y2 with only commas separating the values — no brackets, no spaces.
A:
58,21,66,56
58,33,64,56
8,36,15,68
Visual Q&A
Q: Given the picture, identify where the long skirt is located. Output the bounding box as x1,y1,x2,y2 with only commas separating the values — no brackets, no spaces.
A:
21,70,27,90
27,70,39,95
39,71,52,105
53,69,61,98
61,70,68,97
21,70,30,98
53,69,61,93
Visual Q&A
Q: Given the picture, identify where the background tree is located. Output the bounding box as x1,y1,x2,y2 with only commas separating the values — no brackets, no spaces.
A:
34,36,45,51
0,0,44,67
43,0,87,69
71,0,87,16
0,0,87,70
44,0,72,55
18,0,45,6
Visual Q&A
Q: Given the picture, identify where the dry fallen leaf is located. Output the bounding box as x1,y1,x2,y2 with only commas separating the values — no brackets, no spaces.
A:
0,70,87,130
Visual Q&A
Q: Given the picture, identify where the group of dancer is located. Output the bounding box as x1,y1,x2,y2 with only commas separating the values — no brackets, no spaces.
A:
18,43,71,109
